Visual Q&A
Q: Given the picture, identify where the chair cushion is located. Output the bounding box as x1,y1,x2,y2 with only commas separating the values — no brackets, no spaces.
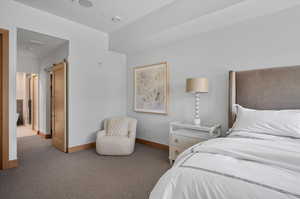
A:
106,118,129,137
96,136,134,155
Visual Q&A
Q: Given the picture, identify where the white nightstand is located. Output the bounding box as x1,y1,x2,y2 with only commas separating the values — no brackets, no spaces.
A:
169,122,221,165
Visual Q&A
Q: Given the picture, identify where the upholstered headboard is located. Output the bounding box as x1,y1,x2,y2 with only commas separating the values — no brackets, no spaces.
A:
228,65,300,128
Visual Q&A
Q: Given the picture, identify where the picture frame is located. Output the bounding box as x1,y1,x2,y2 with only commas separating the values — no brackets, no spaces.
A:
133,62,169,115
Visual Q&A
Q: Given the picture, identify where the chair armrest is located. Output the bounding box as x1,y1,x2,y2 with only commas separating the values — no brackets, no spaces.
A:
128,120,137,139
128,130,136,139
97,130,106,139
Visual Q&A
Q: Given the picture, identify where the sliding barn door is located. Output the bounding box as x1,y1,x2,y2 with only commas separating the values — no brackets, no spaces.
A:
51,62,67,152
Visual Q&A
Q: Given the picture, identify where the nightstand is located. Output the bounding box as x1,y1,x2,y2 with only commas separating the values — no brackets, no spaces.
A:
169,122,221,165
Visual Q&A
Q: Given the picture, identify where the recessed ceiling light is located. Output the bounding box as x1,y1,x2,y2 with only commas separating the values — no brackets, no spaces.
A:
78,0,93,8
112,16,121,23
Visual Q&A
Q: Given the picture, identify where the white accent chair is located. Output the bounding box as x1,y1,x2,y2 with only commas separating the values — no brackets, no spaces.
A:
96,117,137,156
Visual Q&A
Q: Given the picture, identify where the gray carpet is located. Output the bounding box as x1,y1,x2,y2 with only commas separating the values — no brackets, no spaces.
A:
0,136,170,199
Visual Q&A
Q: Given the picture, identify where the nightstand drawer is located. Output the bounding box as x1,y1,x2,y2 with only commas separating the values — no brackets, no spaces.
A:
170,134,204,148
169,122,222,165
169,146,186,161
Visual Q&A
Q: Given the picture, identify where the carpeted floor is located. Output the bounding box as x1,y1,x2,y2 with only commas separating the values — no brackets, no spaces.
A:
0,136,170,199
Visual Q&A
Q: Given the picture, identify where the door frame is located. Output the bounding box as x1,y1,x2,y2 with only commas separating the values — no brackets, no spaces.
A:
0,28,9,170
49,73,53,137
31,74,39,132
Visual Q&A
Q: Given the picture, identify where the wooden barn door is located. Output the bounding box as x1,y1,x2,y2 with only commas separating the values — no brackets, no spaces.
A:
51,62,67,152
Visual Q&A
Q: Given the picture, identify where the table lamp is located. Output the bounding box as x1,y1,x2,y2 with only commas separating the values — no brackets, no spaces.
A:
186,78,208,125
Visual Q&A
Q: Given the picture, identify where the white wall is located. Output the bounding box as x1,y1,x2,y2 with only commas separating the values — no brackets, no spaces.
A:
16,72,26,100
38,42,69,135
127,6,300,145
0,0,127,160
17,50,40,73
69,50,127,147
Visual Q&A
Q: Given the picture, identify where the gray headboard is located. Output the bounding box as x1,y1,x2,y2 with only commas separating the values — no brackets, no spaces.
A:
228,65,300,128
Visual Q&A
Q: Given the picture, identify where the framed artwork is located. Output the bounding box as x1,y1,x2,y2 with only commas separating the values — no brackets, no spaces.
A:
134,62,169,115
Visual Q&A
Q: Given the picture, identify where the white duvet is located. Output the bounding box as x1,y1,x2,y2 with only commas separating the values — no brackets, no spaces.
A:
150,131,300,199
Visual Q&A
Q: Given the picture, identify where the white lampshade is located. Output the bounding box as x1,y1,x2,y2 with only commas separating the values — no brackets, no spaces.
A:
186,78,208,93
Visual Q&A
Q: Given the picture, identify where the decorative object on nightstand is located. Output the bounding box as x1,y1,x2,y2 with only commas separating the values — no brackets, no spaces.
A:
169,121,221,165
186,78,208,125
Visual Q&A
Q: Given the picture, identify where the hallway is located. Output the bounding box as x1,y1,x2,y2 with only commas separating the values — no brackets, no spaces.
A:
17,125,37,138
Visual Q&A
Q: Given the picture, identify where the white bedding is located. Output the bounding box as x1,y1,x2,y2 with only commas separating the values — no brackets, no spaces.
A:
150,131,300,199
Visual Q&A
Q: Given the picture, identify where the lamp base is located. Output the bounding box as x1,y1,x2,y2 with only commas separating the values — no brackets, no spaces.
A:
193,118,201,126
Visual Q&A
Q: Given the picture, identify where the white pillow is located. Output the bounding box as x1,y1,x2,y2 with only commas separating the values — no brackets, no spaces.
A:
231,105,300,138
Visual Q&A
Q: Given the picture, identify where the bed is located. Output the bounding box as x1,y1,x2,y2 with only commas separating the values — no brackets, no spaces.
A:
149,66,300,199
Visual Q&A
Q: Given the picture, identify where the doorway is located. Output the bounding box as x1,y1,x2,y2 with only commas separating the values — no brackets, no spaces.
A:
16,28,69,162
16,73,39,138
0,27,69,170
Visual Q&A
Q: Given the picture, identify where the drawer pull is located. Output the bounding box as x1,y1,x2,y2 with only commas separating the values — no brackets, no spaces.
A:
174,138,179,143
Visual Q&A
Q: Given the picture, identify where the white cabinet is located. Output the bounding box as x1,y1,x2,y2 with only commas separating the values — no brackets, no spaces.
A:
169,122,221,164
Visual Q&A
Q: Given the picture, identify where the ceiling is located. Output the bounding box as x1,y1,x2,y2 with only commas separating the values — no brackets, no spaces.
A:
17,28,68,58
14,0,176,33
110,0,300,54
14,0,300,54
